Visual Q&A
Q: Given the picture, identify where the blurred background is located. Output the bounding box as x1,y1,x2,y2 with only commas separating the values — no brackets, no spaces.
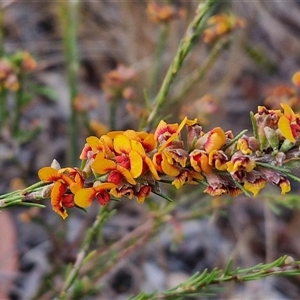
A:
1,1,300,299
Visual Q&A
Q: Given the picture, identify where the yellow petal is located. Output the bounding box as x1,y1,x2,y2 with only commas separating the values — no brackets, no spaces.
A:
161,154,180,177
172,172,186,189
281,103,295,122
51,182,68,219
74,188,96,208
244,179,267,196
114,134,131,154
107,131,125,139
92,155,116,174
131,139,146,156
100,135,114,151
86,136,100,149
292,71,300,87
280,180,291,194
278,115,295,143
129,150,143,178
123,129,140,141
144,156,160,180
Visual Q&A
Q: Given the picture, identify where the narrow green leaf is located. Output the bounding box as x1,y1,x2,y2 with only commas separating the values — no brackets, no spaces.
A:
250,111,258,140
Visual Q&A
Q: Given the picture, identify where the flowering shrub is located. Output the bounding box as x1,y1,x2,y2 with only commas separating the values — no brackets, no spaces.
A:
2,1,300,298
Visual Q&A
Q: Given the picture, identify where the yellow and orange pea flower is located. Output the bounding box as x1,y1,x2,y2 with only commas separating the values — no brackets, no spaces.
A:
292,71,300,87
277,103,300,143
91,131,159,182
203,13,245,44
101,64,136,101
146,1,186,23
38,167,85,219
74,182,117,208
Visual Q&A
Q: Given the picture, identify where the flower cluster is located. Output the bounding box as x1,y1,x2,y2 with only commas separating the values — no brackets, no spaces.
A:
0,51,36,92
38,103,300,219
146,1,186,24
264,71,300,112
101,64,136,101
203,13,245,44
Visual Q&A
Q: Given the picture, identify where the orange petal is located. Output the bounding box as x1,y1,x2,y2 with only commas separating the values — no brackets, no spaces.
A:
38,167,60,182
51,181,68,219
116,165,137,185
93,182,117,191
161,154,180,177
135,185,151,203
79,143,92,159
110,187,134,199
278,115,295,143
74,188,96,208
154,120,167,141
190,150,212,174
204,127,226,153
200,153,212,174
152,153,163,173
139,132,157,152
154,120,178,141
69,173,84,194
144,156,160,180
292,71,300,87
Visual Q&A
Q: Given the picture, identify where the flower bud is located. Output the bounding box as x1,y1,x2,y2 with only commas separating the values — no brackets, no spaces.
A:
264,127,279,150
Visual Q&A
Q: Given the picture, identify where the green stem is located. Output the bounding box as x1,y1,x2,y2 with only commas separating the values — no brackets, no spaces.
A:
0,84,7,131
0,2,5,131
172,36,229,104
149,23,169,96
0,5,4,56
109,99,117,130
256,162,291,173
60,0,80,166
130,256,300,300
58,206,115,299
145,0,218,130
12,73,23,136
22,181,47,193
